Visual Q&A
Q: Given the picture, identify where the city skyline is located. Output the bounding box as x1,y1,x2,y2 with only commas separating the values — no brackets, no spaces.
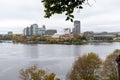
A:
2,23,120,35
0,0,120,34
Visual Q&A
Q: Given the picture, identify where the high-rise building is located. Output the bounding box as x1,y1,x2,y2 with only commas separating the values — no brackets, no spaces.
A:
37,25,46,36
73,20,81,34
42,25,46,30
8,31,13,36
23,24,46,36
30,24,38,36
23,27,30,36
23,28,27,36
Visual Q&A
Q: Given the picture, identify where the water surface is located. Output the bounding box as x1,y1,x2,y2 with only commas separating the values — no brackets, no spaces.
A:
0,42,120,80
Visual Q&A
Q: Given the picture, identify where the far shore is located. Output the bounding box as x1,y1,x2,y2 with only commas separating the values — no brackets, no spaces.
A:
1,40,120,45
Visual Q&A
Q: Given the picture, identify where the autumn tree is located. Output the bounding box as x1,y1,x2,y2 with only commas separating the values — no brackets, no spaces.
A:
102,49,120,80
42,0,87,21
19,65,60,80
67,52,102,80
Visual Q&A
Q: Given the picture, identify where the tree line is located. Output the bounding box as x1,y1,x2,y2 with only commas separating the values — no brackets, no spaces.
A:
7,34,87,44
20,49,120,80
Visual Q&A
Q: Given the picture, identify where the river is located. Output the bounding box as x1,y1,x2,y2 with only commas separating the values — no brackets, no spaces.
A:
0,42,120,80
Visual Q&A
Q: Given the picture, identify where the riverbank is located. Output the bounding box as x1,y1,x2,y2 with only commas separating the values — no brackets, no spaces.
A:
12,39,120,45
1,39,120,45
89,40,120,43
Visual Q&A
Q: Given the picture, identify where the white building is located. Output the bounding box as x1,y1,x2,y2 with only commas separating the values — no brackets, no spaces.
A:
52,33,61,38
64,28,71,34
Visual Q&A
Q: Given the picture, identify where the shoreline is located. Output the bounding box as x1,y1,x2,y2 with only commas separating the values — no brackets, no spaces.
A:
1,40,120,45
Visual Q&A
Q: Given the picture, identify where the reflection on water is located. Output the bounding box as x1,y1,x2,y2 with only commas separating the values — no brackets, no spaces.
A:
0,42,120,80
73,46,81,57
24,44,39,58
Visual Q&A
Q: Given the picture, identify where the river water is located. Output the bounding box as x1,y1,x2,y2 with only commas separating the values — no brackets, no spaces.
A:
0,42,120,80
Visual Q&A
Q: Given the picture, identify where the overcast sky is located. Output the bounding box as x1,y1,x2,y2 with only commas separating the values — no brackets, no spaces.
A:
0,0,120,34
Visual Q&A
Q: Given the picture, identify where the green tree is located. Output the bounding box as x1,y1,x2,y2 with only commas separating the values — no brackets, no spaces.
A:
81,36,87,40
42,0,87,21
19,65,60,80
72,35,83,44
67,53,102,80
102,49,120,80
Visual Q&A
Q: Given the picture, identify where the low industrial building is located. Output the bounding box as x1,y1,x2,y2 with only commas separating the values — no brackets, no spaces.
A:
45,29,57,36
92,34,116,40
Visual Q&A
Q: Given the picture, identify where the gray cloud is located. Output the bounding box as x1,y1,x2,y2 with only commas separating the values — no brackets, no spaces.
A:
0,0,120,34
0,0,44,20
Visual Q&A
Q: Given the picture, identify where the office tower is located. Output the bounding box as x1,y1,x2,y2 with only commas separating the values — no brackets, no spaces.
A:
23,27,29,36
23,24,47,37
73,20,81,34
8,31,13,36
42,25,46,30
37,25,46,36
30,24,38,36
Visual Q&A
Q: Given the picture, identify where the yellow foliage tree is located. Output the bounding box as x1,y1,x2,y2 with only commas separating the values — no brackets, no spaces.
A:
67,53,102,80
19,65,60,80
102,49,120,80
